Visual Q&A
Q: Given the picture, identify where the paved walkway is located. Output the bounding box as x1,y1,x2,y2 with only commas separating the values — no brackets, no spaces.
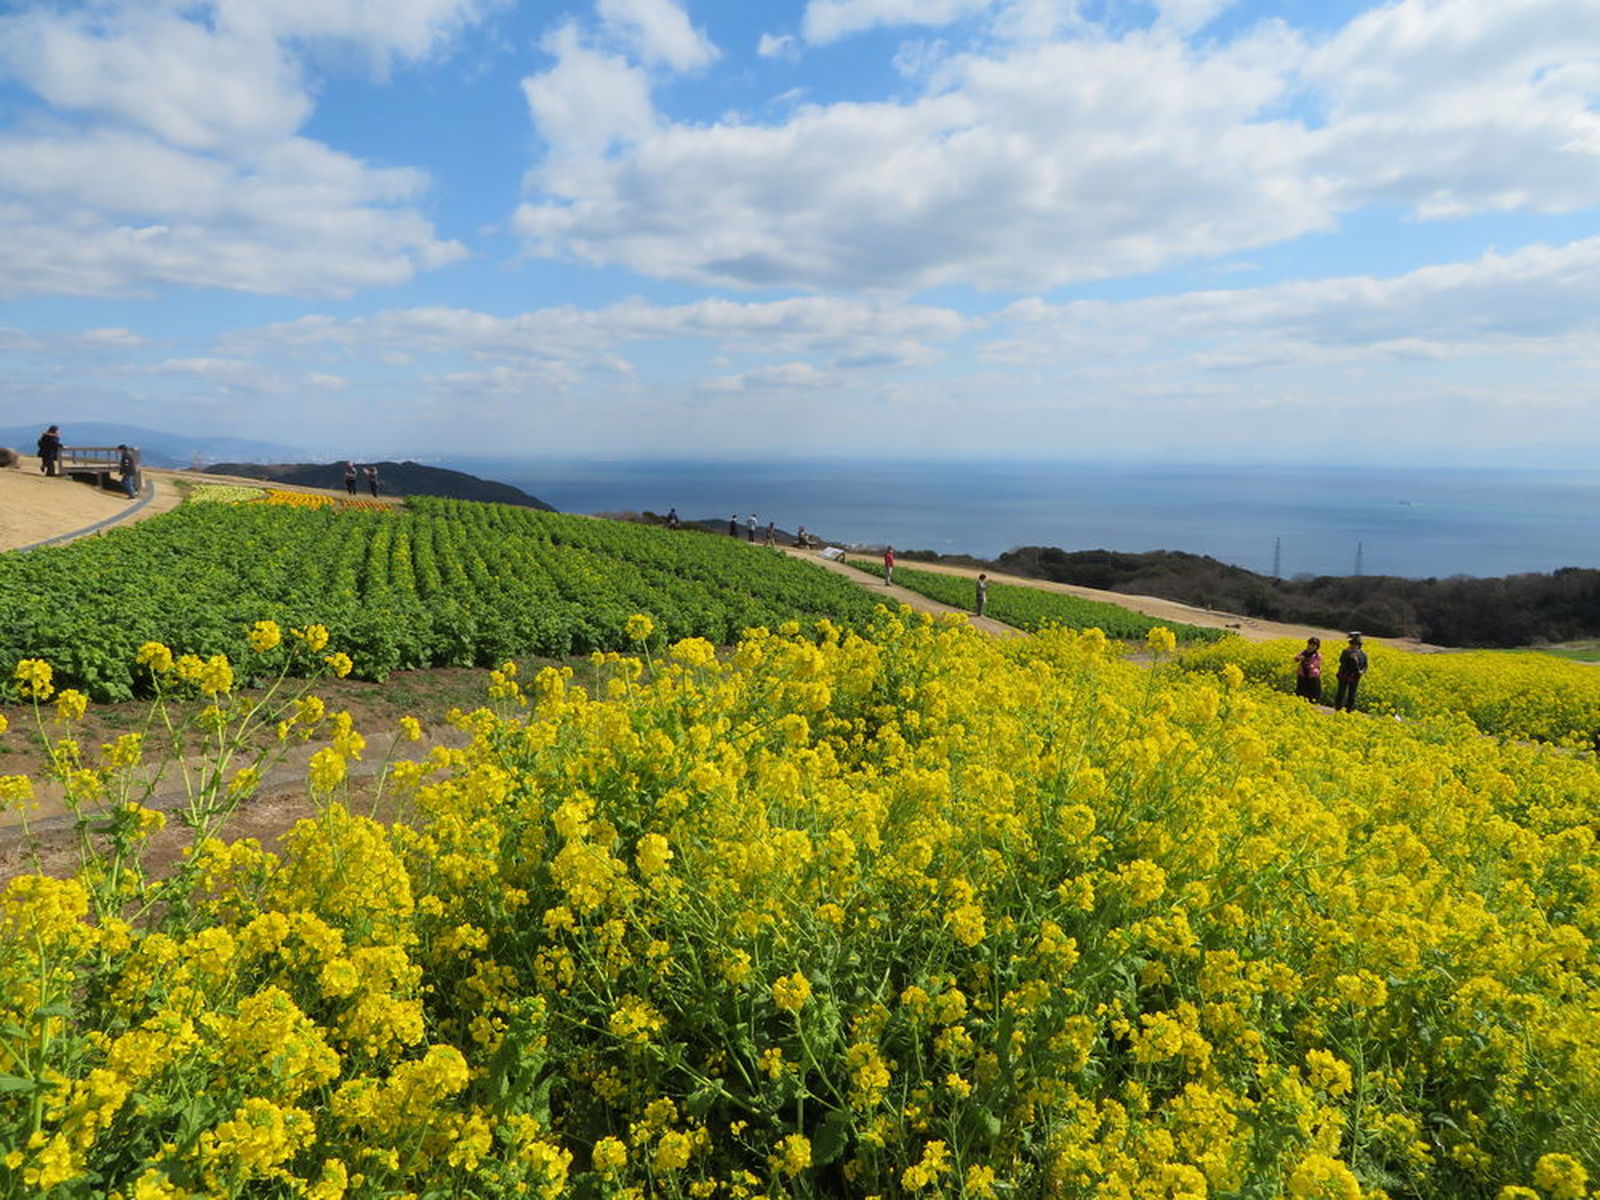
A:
1,466,355,553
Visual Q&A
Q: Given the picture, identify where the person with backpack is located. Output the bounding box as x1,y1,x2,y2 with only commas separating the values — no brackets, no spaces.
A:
116,444,140,499
1334,632,1368,711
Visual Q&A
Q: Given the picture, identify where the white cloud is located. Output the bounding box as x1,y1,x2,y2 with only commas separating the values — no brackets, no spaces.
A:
0,0,478,297
757,33,798,60
700,361,833,394
0,8,305,151
0,129,464,297
515,0,1600,295
1305,0,1600,218
523,23,657,163
1151,0,1234,37
221,295,973,370
517,25,1323,291
800,0,998,45
598,0,718,71
990,235,1600,370
80,328,148,348
156,357,260,378
0,325,148,353
14,230,1600,461
213,0,488,64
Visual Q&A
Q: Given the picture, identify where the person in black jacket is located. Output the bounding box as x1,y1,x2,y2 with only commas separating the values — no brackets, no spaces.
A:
37,425,61,476
1333,632,1368,712
117,444,140,498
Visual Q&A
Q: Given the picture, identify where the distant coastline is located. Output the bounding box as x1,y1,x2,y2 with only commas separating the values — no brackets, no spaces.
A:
447,457,1600,582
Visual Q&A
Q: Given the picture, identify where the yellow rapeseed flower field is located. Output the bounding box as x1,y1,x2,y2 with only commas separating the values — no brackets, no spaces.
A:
0,611,1596,1197
1181,637,1600,745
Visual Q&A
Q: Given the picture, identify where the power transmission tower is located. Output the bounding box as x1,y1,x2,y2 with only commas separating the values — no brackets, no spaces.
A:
1272,537,1281,580
1354,542,1364,577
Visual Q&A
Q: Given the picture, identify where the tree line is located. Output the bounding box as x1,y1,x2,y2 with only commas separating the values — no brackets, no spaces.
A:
901,546,1600,648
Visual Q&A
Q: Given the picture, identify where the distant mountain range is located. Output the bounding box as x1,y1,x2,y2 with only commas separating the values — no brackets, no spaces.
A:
0,423,309,468
205,461,556,511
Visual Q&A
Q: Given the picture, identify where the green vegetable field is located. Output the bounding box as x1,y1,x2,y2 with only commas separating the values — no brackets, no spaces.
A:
854,561,1224,643
0,498,882,699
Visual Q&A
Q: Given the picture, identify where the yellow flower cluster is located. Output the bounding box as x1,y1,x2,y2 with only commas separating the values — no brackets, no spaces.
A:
0,611,1597,1197
186,484,266,504
262,489,334,509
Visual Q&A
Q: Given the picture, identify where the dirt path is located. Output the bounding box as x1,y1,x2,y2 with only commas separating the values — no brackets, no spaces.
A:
779,546,1024,637
821,553,1445,652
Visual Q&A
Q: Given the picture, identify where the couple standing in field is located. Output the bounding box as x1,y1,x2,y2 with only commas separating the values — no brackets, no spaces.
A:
1294,632,1368,710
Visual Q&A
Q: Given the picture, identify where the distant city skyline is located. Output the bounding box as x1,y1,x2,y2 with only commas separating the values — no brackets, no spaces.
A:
2,0,1598,466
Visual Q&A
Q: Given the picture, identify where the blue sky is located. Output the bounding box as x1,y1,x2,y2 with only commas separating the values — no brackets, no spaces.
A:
0,0,1597,464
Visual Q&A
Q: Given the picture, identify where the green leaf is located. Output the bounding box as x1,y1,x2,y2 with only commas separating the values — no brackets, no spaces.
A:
812,1109,853,1167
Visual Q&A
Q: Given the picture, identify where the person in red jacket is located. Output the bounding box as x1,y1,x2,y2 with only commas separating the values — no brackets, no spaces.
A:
1293,636,1322,702
883,546,895,585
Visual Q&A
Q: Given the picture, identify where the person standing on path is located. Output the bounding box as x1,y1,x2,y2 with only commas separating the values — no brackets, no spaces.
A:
975,573,988,617
1333,632,1368,711
345,462,358,495
746,513,757,542
364,464,380,497
764,520,776,546
729,514,739,537
117,444,140,499
883,546,895,585
1293,636,1322,703
666,507,679,529
36,425,61,476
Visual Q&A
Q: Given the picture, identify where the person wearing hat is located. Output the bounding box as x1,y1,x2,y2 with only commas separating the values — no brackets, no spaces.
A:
1333,632,1368,712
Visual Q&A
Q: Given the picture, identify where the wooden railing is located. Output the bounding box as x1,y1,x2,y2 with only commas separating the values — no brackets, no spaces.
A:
58,445,141,493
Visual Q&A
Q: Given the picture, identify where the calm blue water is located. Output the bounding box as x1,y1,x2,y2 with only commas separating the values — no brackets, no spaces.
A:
446,458,1600,580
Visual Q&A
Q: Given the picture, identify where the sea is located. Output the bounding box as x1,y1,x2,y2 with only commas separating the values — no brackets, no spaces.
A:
454,458,1600,581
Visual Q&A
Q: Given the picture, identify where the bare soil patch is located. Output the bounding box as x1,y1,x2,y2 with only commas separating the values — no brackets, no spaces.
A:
0,662,558,883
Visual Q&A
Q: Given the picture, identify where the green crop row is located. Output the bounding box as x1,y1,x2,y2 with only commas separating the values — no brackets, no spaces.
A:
0,499,884,700
854,561,1224,643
